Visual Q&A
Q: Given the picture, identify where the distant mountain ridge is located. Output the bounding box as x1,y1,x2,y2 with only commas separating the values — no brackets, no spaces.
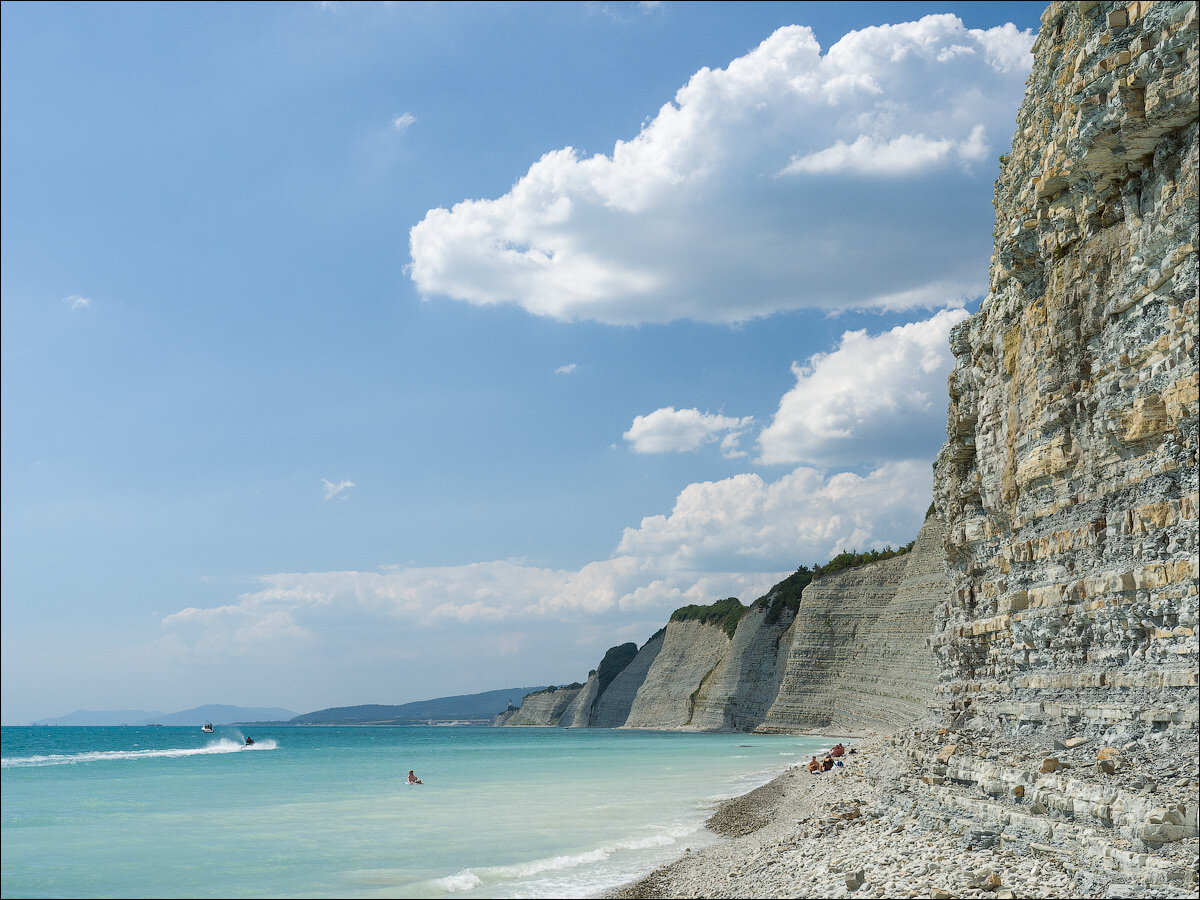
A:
290,687,547,724
32,704,298,726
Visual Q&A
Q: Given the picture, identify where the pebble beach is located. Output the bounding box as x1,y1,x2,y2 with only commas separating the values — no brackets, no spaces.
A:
604,732,1199,900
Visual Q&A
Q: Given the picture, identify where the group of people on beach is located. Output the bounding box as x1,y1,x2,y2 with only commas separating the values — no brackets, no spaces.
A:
806,742,851,775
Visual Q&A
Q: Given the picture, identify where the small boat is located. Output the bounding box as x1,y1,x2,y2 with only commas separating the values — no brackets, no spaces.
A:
201,723,214,733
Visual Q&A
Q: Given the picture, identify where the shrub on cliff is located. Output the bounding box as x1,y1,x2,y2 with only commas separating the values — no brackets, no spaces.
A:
812,542,914,577
757,565,814,624
669,597,747,638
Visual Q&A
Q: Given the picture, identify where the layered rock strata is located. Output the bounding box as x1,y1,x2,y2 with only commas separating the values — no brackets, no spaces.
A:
590,629,665,728
757,516,949,733
932,0,1199,738
624,620,731,729
495,684,585,726
504,516,948,732
688,601,798,732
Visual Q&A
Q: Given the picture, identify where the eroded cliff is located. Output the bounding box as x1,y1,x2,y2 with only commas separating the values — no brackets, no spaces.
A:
932,0,1199,738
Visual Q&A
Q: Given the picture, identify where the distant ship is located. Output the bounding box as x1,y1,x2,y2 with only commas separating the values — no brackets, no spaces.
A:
201,723,214,733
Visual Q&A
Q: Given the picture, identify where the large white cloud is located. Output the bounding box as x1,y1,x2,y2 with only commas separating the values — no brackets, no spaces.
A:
623,407,753,456
408,16,1032,324
757,308,968,466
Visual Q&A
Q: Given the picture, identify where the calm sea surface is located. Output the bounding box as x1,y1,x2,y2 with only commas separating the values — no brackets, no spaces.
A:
1,725,829,898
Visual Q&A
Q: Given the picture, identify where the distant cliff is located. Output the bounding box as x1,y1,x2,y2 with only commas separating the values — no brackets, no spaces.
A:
500,515,947,732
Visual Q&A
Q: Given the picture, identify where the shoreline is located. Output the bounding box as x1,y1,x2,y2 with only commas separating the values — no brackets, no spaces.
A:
599,729,1198,899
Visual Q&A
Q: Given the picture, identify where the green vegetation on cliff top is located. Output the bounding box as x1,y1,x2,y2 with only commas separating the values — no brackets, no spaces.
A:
670,597,747,638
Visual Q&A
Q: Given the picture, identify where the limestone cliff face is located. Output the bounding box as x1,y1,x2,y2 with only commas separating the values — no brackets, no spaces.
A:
933,0,1199,736
754,516,949,733
756,555,910,732
688,601,798,732
494,684,583,726
560,673,601,727
590,630,665,727
623,620,732,728
502,518,948,732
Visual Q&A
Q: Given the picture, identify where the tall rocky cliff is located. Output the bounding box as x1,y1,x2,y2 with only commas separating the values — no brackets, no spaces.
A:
500,515,948,732
933,0,1198,738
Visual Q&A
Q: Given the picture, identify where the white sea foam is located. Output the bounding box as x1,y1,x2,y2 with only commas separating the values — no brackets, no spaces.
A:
1,738,277,768
428,822,700,894
432,871,484,892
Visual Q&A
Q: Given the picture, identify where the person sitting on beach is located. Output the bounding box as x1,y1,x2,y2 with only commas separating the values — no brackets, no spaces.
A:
807,756,822,774
822,755,835,772
831,743,845,757
407,770,423,785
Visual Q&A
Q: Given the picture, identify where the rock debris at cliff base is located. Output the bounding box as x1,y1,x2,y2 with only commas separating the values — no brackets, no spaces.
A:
603,733,1197,899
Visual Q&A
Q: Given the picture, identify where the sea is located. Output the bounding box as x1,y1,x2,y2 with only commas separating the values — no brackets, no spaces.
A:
1,725,832,899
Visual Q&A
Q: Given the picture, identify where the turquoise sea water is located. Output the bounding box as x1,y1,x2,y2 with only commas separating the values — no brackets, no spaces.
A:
1,725,829,898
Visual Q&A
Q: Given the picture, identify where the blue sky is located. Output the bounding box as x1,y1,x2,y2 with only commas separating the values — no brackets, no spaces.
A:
1,1,1045,724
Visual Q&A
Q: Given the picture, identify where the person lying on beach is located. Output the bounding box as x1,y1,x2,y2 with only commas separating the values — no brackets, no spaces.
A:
407,770,423,785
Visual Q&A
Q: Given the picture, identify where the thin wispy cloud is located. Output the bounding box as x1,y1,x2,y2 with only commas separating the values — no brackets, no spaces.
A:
321,478,355,500
554,363,579,375
63,295,91,310
391,112,416,132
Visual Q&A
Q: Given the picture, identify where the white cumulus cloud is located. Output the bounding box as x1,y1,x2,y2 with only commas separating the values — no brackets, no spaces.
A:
757,308,968,466
408,15,1032,324
392,112,416,132
555,363,579,375
64,295,91,309
623,407,753,457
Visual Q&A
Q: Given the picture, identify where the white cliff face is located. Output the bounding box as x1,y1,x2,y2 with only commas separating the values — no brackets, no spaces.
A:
933,0,1199,739
495,684,584,726
501,519,948,733
688,603,797,732
756,554,911,732
623,620,733,729
590,630,665,728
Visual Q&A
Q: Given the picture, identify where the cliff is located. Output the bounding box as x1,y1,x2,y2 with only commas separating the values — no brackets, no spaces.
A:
501,2,1197,756
494,684,585,726
503,516,947,732
591,629,665,727
688,601,797,732
933,0,1199,738
623,619,732,728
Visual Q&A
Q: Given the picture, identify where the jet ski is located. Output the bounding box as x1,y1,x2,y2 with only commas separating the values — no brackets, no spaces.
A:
244,737,255,746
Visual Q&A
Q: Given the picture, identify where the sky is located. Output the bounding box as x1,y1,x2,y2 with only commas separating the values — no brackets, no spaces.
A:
0,1,1046,724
